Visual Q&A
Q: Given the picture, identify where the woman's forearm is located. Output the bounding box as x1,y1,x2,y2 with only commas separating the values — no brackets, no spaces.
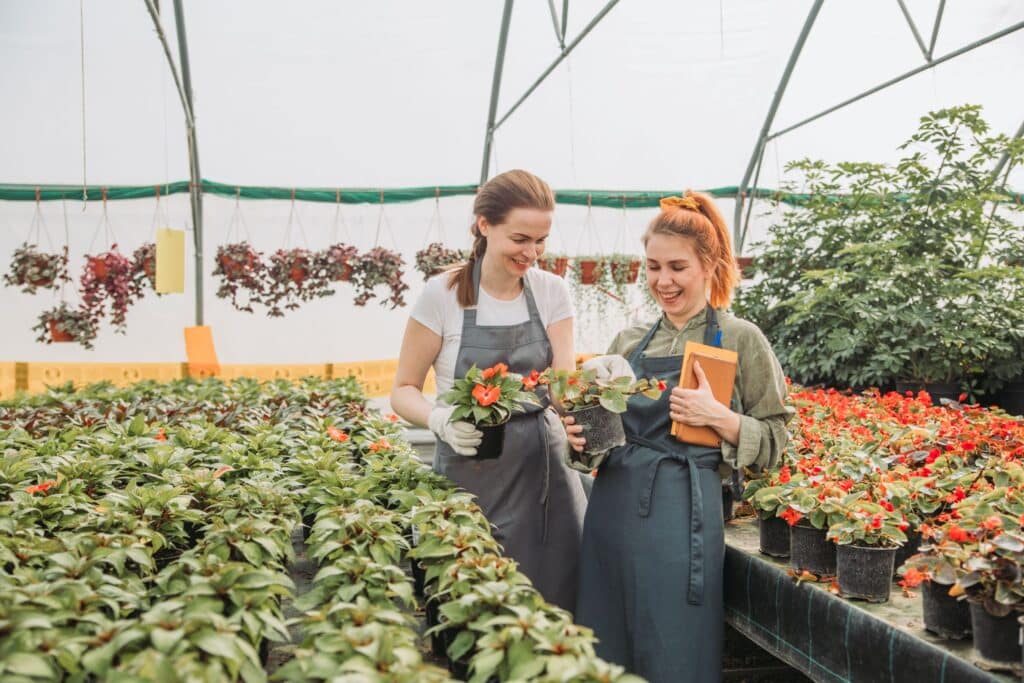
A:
710,405,742,446
390,384,436,428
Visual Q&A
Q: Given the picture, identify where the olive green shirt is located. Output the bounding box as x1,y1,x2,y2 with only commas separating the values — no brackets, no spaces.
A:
607,307,794,477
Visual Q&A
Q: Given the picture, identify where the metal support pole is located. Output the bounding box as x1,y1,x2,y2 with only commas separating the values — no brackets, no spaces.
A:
990,117,1024,183
767,19,1024,143
895,0,929,61
143,1,193,131
733,0,824,251
927,0,946,60
493,0,622,132
561,0,569,43
479,0,514,185
546,0,565,49
172,0,204,326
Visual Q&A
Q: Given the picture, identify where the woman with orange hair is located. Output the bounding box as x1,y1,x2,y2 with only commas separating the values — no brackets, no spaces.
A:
564,191,792,682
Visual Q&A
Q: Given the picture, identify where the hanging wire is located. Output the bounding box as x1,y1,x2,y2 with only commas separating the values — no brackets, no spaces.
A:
329,189,352,245
60,198,72,303
79,0,88,207
422,188,446,248
281,189,309,250
26,190,55,251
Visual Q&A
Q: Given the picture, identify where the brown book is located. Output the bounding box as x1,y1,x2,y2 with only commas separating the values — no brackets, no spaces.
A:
671,341,738,447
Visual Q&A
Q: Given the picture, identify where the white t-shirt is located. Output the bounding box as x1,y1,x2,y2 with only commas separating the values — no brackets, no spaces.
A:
411,268,574,398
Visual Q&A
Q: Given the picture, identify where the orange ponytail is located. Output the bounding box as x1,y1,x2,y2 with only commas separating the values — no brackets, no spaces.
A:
643,190,738,308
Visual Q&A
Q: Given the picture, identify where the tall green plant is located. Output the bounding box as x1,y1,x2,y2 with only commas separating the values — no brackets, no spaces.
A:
734,105,1024,395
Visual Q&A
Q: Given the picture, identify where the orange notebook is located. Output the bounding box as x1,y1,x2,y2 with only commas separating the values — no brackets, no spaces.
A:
671,341,737,447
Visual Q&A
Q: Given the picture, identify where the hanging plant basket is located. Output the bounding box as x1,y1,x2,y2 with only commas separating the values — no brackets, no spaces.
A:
322,243,359,282
350,247,409,309
735,255,755,279
536,254,569,277
129,242,160,297
577,258,604,285
33,303,97,349
264,247,335,317
213,242,266,314
609,257,641,284
4,243,69,294
415,242,466,281
80,245,138,334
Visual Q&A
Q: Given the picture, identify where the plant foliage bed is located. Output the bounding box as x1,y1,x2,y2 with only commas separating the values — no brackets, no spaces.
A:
0,377,639,682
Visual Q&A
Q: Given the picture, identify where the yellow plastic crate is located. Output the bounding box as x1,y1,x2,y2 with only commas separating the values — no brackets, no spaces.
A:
215,364,331,382
23,363,185,394
0,363,22,401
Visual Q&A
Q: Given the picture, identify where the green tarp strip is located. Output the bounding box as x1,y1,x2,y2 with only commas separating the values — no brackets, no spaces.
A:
0,180,1020,208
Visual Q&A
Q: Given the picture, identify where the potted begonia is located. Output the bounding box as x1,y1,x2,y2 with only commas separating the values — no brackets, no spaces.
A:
826,496,909,602
5,242,68,294
440,362,541,459
543,366,664,471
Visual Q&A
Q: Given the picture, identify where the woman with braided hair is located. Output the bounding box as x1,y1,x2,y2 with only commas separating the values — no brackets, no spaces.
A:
391,169,586,610
564,190,793,681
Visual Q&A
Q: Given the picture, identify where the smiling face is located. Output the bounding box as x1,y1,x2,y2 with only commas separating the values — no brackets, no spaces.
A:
479,207,553,277
645,232,711,326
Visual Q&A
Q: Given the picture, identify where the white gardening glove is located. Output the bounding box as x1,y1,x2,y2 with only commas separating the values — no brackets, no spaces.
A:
581,354,636,382
428,405,482,456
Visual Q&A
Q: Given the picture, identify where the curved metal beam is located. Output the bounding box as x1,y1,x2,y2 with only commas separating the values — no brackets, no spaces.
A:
479,0,515,184
733,0,824,251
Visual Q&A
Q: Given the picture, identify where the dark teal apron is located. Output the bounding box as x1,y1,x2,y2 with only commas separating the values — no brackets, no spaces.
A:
434,262,586,611
576,309,725,683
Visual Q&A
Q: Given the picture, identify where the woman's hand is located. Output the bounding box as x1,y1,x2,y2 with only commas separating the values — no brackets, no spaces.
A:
562,414,586,453
669,360,728,426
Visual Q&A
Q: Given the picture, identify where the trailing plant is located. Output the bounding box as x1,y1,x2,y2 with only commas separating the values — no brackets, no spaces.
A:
734,105,1024,396
5,242,68,294
350,246,409,308
213,242,266,313
129,242,160,297
535,252,569,277
33,302,98,349
415,242,466,280
263,247,335,317
80,245,138,333
320,242,358,282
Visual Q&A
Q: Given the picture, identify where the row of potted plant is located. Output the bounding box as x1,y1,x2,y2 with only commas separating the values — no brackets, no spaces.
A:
214,241,409,315
744,385,1024,667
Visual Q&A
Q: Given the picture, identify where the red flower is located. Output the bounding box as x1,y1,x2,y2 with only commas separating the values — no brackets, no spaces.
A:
960,441,976,452
869,514,884,530
898,567,927,588
777,465,791,484
925,448,940,464
657,380,667,391
780,508,803,527
522,370,540,390
326,426,349,442
880,500,894,512
472,383,501,407
947,525,971,543
958,393,968,402
25,480,58,495
154,428,167,442
981,515,1003,531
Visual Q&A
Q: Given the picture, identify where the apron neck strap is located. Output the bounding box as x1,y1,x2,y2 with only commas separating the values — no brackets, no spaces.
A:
469,257,540,317
628,306,721,365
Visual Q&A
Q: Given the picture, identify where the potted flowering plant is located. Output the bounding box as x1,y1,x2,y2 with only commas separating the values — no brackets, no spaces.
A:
130,242,159,297
440,362,542,459
743,463,804,558
80,245,137,334
321,242,358,282
826,495,909,602
543,367,664,471
535,253,569,277
33,303,98,348
350,247,409,309
263,247,335,317
213,242,266,313
415,242,466,280
5,242,68,294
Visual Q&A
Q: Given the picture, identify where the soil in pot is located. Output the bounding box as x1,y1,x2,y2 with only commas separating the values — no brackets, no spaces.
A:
474,422,507,459
790,522,836,575
578,259,602,285
836,543,895,602
921,580,970,640
758,515,790,558
970,602,1022,665
569,403,626,455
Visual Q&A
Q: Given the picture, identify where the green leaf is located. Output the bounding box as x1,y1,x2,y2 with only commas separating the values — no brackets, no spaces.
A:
192,632,240,661
4,652,54,677
151,627,185,654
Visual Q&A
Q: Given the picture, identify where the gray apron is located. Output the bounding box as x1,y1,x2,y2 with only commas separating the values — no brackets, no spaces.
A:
434,262,586,611
576,309,725,683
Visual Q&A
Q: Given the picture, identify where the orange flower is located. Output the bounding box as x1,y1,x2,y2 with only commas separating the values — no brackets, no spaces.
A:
25,480,58,495
212,465,233,479
386,413,399,423
326,426,349,442
154,428,167,442
777,465,791,484
369,438,392,453
898,567,927,588
472,383,501,407
947,525,971,543
522,370,540,390
481,363,508,380
779,507,803,526
981,515,1003,531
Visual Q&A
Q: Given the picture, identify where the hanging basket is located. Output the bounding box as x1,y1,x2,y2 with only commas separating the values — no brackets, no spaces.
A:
537,255,569,277
577,259,603,285
88,256,109,281
48,320,73,343
610,259,640,284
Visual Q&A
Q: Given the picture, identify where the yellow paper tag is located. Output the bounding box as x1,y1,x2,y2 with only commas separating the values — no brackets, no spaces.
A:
156,228,185,293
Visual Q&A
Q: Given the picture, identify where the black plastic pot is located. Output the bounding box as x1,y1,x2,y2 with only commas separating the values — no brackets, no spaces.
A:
302,512,316,542
789,522,836,575
921,580,971,640
475,422,507,460
570,403,626,455
443,629,470,678
969,602,1022,664
425,600,446,657
410,559,426,599
895,381,961,406
995,380,1024,417
893,529,922,577
758,515,790,558
836,543,896,602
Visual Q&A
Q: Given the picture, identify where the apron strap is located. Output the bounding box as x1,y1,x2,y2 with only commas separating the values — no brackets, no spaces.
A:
536,409,551,543
631,435,719,606
627,319,662,366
